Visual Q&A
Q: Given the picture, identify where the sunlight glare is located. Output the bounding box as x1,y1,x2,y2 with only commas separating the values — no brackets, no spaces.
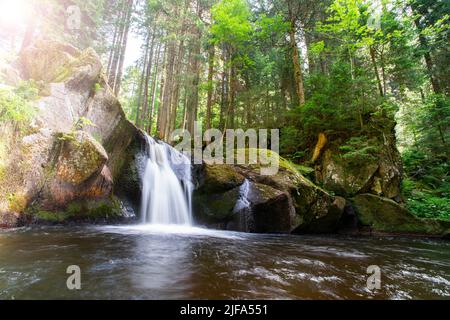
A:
0,0,30,28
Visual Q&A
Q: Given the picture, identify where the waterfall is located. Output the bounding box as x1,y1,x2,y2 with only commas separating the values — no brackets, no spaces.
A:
140,134,193,226
234,179,251,213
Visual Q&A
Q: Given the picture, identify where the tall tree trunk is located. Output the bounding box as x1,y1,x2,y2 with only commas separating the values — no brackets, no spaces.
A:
147,42,163,134
135,32,151,127
411,3,442,94
288,3,306,106
20,6,37,52
108,0,127,89
156,45,167,135
219,44,229,131
226,49,236,130
370,46,384,97
185,4,202,136
107,15,120,76
114,0,134,96
185,38,201,136
158,40,176,139
140,32,156,127
205,44,215,131
380,46,387,95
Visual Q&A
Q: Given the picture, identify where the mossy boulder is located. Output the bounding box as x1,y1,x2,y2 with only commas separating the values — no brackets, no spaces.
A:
193,161,345,234
19,40,102,94
236,165,345,233
194,187,241,227
352,194,447,236
0,40,140,227
19,40,80,84
55,131,108,185
231,182,294,233
198,164,246,193
315,132,402,200
29,196,124,224
316,149,379,196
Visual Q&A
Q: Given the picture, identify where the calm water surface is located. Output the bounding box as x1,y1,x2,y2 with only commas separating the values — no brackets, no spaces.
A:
0,225,449,300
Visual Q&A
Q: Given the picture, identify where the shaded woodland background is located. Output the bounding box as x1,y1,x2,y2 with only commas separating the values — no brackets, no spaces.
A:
0,0,448,219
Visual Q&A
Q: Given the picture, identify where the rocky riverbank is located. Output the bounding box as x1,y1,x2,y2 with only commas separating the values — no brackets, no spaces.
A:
0,41,448,238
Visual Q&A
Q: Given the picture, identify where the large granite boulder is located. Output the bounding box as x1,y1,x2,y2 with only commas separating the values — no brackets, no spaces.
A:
193,158,345,234
0,40,138,227
352,194,449,236
315,129,402,201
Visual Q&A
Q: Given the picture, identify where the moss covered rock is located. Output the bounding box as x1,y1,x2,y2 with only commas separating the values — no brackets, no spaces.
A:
19,40,81,84
315,132,402,200
0,40,140,227
198,164,246,193
352,194,446,236
193,161,345,234
194,187,241,226
29,196,124,224
238,182,294,233
55,131,108,185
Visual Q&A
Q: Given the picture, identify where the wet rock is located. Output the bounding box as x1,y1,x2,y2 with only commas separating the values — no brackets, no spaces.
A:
193,161,345,234
352,194,447,236
230,182,294,234
194,187,242,227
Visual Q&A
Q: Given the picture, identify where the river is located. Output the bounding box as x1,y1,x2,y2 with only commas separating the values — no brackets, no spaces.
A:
0,225,449,300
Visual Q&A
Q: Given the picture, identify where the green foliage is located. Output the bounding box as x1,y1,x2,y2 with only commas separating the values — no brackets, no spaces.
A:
94,82,102,93
403,178,450,221
402,143,449,220
75,117,96,130
0,81,38,125
339,136,380,163
282,60,392,158
210,0,253,47
7,192,28,213
57,117,96,146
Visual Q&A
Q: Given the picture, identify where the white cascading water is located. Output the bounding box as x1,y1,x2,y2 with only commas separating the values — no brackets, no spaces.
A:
140,134,193,226
233,179,251,213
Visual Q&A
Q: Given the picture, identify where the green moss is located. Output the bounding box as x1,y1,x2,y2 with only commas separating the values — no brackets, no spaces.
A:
35,210,72,222
7,192,28,213
235,148,302,175
0,164,6,182
51,49,98,84
53,65,72,83
28,197,123,223
353,194,445,235
0,140,6,181
201,164,245,193
94,82,102,93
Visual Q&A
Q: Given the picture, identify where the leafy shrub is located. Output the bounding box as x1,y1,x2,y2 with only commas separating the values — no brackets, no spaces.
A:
0,81,38,125
402,178,450,221
339,136,380,164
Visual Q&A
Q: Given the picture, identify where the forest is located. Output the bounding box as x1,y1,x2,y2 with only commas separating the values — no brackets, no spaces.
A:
0,0,448,221
0,0,449,301
2,0,450,218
